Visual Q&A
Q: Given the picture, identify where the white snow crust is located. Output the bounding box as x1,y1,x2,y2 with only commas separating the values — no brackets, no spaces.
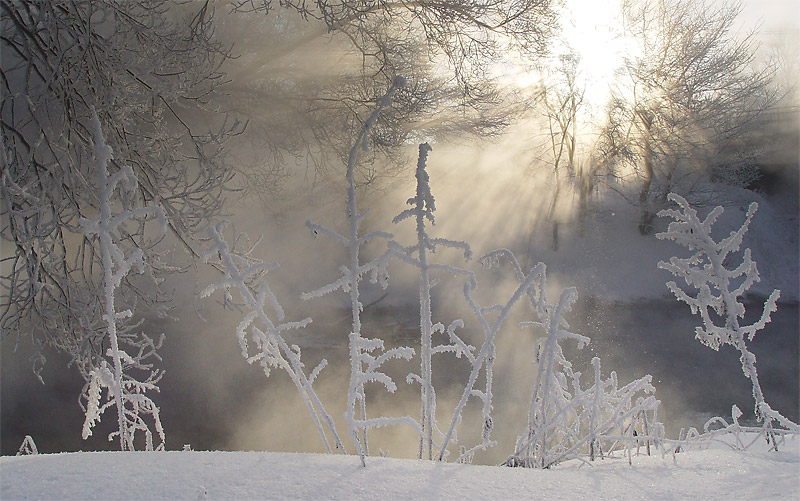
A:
2,436,798,500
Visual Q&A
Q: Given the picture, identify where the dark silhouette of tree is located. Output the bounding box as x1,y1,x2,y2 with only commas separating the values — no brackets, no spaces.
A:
615,0,779,233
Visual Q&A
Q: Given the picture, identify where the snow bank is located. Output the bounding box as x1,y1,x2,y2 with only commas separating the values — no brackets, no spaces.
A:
2,437,797,500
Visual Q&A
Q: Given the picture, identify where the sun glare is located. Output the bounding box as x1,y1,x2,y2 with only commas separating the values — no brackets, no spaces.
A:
558,0,629,106
499,0,634,110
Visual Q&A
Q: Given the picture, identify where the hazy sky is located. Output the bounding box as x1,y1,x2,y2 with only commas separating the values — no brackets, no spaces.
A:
740,0,800,32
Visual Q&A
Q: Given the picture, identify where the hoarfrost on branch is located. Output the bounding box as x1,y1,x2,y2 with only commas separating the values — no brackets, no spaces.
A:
201,221,343,453
79,107,166,452
390,142,473,460
657,193,798,448
304,77,416,466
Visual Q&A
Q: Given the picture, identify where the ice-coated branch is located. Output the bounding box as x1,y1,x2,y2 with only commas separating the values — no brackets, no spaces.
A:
304,77,415,466
668,403,798,454
510,268,590,468
201,220,343,453
478,258,663,468
390,143,474,460
436,251,543,461
656,192,796,447
80,107,165,451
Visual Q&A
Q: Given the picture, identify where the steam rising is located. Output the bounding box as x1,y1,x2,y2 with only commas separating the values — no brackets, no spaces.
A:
2,0,798,464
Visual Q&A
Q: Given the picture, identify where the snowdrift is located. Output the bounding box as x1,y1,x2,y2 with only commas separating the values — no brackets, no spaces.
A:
2,437,798,500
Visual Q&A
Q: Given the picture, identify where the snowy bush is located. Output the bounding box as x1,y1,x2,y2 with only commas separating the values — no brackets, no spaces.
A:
389,143,473,460
433,250,553,462
510,263,589,468
656,193,798,449
578,358,663,464
304,77,416,466
80,107,166,451
201,221,343,453
670,404,797,454
486,255,662,468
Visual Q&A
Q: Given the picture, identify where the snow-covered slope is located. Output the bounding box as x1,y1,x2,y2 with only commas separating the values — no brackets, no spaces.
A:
2,438,798,500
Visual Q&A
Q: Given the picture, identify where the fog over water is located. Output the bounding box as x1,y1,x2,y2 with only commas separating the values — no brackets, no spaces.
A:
2,292,797,463
1,0,799,464
2,131,797,462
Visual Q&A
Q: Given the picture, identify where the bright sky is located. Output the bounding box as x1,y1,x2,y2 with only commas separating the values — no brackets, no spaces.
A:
550,0,799,108
488,0,800,155
738,0,800,32
557,0,627,106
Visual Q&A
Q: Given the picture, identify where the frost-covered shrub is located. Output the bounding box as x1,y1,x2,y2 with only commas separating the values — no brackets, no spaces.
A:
201,221,342,453
657,193,798,449
304,77,416,466
80,107,166,451
575,357,662,465
432,250,553,462
481,254,662,468
389,143,473,460
506,263,589,468
671,404,797,453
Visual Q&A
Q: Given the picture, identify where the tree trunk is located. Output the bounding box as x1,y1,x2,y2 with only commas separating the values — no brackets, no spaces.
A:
638,117,656,235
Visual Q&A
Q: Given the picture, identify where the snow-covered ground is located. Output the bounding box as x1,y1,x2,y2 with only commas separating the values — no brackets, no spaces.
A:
2,436,798,500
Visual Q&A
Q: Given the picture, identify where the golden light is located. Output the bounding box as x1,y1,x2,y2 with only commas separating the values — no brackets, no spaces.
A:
497,0,636,114
557,0,630,107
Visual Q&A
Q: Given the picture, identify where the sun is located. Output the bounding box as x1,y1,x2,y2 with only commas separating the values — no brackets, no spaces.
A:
497,0,634,111
557,0,631,107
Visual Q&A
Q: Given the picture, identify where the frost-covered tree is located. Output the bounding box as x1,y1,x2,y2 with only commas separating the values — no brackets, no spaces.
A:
656,193,798,447
79,108,166,452
615,0,779,233
389,143,473,460
1,0,557,374
304,78,415,466
216,0,559,208
235,0,556,108
1,0,242,372
536,52,584,250
201,220,343,453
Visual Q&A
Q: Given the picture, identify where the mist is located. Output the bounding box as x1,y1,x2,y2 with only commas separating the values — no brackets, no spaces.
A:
1,0,798,465
3,123,797,461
